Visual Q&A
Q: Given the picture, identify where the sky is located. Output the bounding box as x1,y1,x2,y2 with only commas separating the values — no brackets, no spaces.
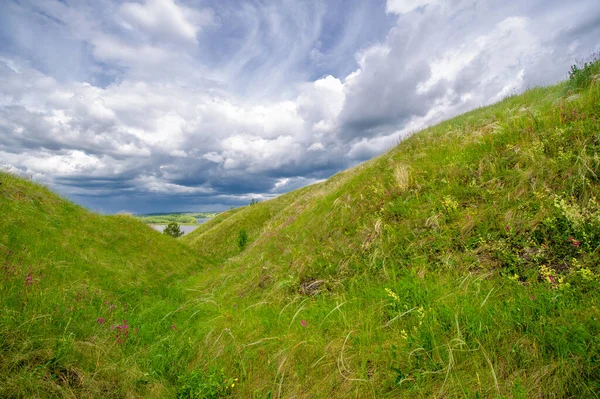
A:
1,0,599,214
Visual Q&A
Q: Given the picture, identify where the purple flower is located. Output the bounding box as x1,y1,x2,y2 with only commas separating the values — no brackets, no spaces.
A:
300,320,307,328
25,273,33,286
113,320,130,342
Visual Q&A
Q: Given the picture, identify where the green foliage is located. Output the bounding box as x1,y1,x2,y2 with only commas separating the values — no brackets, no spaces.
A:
568,53,600,90
164,221,184,238
237,228,248,251
176,368,236,399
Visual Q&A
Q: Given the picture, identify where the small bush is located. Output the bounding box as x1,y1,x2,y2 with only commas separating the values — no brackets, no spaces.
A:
163,222,184,238
237,228,248,251
568,53,600,90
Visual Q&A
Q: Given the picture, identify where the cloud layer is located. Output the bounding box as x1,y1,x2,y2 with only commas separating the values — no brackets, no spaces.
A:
1,0,599,213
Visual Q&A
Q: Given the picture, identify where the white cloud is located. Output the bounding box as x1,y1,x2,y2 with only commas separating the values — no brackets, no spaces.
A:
386,0,437,14
119,0,213,44
92,34,170,67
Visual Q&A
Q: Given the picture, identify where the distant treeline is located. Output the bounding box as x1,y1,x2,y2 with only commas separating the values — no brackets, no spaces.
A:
136,212,218,225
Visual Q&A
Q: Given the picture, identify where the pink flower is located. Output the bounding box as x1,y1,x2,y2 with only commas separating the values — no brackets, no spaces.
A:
25,273,33,286
97,317,105,324
171,324,177,331
300,320,307,328
569,237,581,248
113,320,130,343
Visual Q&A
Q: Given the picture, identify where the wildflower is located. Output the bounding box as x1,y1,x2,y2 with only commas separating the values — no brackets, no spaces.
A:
97,317,105,324
171,324,177,331
568,237,581,248
505,225,511,231
113,320,130,343
385,288,400,302
25,273,33,286
300,320,307,328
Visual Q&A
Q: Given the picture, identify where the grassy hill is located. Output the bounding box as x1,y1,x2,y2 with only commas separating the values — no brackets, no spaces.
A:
0,174,211,397
2,59,600,398
180,60,600,398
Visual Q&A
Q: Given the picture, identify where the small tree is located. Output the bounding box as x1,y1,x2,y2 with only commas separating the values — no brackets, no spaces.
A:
237,228,248,250
163,222,184,238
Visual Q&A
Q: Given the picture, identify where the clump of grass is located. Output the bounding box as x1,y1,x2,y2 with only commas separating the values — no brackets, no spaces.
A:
177,368,237,399
568,52,600,90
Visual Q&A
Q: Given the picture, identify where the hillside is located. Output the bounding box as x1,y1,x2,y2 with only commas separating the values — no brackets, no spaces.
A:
1,59,600,398
181,61,600,397
0,174,210,397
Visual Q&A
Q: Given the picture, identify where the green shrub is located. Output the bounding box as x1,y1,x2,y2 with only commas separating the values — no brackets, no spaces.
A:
237,228,248,250
164,222,184,238
568,53,600,90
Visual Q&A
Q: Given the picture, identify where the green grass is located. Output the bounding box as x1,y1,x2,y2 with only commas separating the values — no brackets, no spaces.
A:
0,174,211,397
2,60,600,398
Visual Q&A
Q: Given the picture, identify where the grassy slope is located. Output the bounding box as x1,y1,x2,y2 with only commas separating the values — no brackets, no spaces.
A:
180,67,600,397
1,62,600,398
0,174,211,398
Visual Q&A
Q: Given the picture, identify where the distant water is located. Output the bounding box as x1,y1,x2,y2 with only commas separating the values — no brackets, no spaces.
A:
150,218,210,236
